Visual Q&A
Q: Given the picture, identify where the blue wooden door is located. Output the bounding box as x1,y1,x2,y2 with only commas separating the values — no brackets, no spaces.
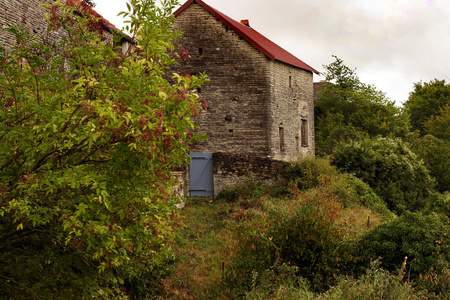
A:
189,153,214,197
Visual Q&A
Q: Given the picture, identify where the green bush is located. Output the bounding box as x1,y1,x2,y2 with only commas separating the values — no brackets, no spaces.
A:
216,182,270,203
359,212,449,279
321,260,430,300
344,174,393,218
285,157,391,216
284,157,339,191
408,134,450,193
243,262,315,300
331,137,436,213
229,185,362,294
425,193,450,219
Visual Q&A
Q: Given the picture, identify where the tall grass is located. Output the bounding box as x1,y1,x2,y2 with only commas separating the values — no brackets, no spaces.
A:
157,157,449,299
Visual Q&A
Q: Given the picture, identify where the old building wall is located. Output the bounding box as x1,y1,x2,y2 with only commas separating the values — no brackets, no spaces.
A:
268,60,315,161
0,0,62,51
212,152,288,196
0,0,120,53
173,3,273,156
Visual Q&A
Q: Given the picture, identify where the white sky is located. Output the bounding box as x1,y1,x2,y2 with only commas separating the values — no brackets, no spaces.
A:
94,0,450,106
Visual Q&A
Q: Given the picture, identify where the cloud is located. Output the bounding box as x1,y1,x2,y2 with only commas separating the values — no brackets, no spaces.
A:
94,0,450,105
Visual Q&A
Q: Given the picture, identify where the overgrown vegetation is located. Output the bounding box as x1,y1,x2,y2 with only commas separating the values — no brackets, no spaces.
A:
331,137,436,213
1,0,449,298
158,157,449,299
314,56,408,156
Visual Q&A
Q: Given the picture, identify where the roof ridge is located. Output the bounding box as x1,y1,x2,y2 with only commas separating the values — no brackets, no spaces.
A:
174,0,319,74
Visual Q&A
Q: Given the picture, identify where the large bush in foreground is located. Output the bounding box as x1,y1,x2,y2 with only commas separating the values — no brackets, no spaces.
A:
0,0,206,298
229,158,390,294
331,137,435,213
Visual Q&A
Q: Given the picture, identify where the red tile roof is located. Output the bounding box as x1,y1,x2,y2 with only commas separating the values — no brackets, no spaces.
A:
174,0,319,74
66,0,131,41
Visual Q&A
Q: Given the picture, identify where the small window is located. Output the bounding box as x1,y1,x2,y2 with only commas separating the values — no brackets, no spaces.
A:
199,48,203,55
301,119,308,147
289,76,292,88
295,136,299,151
279,127,285,152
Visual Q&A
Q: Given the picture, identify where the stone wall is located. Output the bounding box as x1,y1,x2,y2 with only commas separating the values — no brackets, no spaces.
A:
268,60,315,161
0,0,121,53
0,0,62,51
212,153,288,196
173,3,273,156
173,3,315,160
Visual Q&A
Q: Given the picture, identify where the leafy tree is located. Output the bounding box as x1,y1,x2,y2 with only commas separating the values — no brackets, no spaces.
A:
408,134,450,193
423,104,450,141
404,79,450,135
331,137,435,213
315,56,408,156
0,0,207,298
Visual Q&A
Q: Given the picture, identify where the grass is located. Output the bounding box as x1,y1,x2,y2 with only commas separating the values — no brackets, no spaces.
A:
154,157,449,299
159,198,238,299
157,180,385,299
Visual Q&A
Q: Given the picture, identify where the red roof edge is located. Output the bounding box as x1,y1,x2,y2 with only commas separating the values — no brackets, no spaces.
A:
66,0,132,42
174,0,319,74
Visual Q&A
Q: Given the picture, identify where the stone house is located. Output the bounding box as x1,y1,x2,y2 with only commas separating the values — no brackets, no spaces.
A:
172,0,319,196
0,0,131,54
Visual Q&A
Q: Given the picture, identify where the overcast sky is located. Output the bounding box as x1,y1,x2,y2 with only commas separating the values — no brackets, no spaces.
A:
94,0,450,106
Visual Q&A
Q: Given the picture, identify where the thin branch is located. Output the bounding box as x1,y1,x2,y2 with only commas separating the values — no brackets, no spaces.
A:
0,151,23,172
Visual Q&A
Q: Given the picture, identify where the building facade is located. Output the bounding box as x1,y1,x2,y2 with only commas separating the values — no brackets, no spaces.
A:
0,0,130,53
173,0,318,196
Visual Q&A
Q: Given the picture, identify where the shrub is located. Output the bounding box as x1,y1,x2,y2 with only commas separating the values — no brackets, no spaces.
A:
321,260,429,300
284,157,339,191
243,262,315,300
408,134,450,193
359,212,450,280
344,174,393,218
285,157,391,216
217,182,269,203
229,182,364,294
331,137,436,213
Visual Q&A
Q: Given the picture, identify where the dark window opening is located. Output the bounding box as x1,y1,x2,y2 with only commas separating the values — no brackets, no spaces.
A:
296,136,299,151
301,119,308,147
199,48,203,55
279,127,285,152
289,76,292,88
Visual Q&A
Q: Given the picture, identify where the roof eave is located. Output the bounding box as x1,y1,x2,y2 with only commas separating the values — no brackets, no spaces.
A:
174,0,319,74
275,59,320,74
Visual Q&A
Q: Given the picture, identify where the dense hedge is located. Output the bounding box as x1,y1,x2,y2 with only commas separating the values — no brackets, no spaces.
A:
331,137,436,213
